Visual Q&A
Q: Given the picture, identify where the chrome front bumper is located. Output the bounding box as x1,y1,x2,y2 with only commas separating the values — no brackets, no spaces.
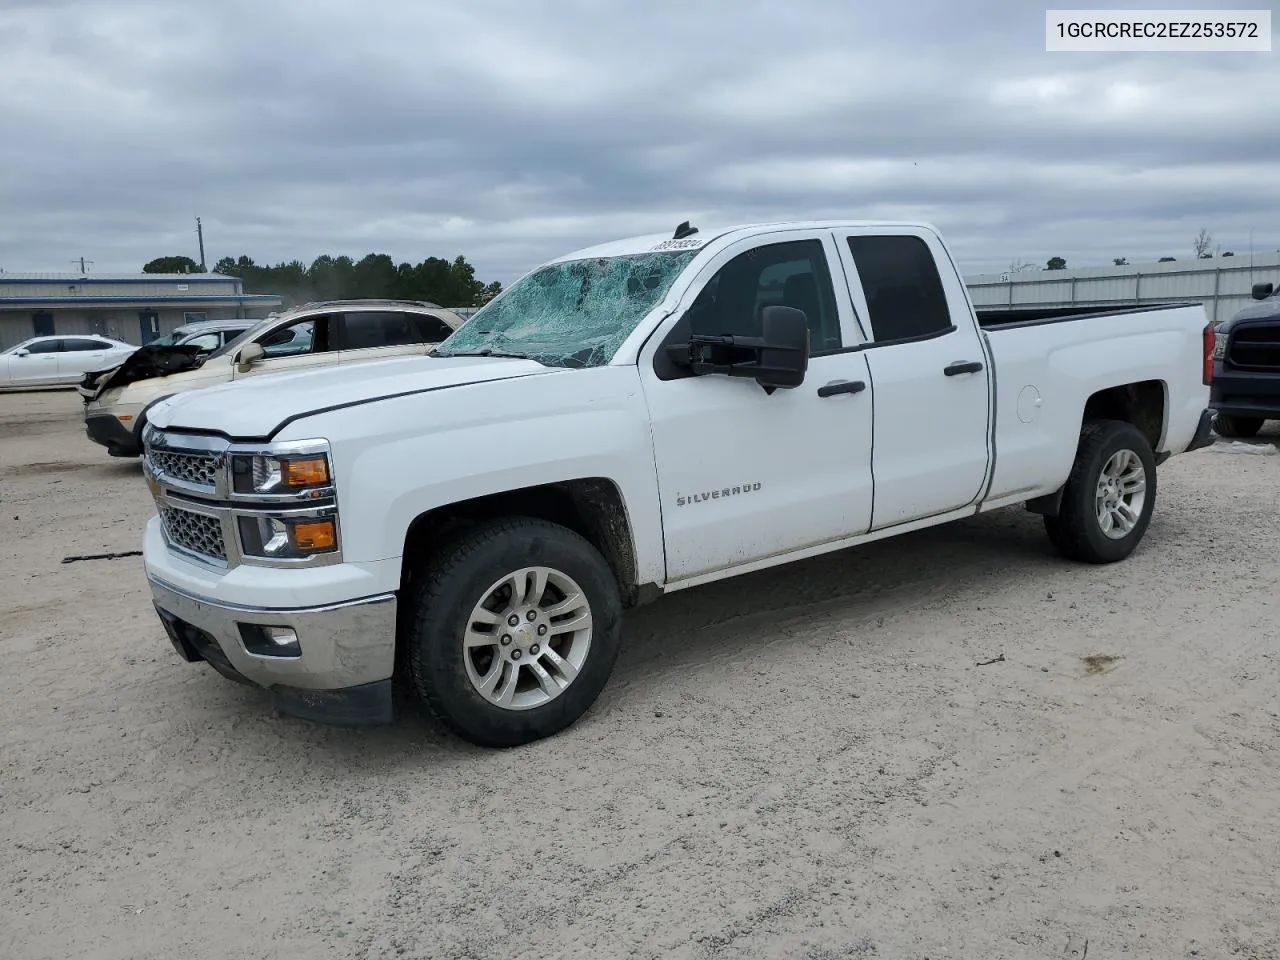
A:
148,575,398,725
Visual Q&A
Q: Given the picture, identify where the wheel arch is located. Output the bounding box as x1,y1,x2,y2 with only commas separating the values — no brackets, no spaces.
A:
1027,381,1166,519
400,478,644,607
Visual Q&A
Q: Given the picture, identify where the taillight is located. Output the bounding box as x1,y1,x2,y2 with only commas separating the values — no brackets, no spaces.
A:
1202,322,1216,385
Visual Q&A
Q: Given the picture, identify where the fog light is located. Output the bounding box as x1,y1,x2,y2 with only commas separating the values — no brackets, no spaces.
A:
238,623,301,658
265,626,298,648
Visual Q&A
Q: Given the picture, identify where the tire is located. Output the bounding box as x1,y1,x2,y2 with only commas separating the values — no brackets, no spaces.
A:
1214,413,1264,439
1044,419,1157,565
403,517,623,748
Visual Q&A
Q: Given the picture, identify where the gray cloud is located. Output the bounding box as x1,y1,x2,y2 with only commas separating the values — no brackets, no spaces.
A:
1,0,1277,284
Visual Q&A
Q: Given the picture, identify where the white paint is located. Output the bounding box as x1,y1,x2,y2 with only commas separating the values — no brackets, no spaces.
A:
143,219,1214,614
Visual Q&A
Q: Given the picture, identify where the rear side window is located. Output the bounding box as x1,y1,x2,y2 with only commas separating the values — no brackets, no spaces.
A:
847,235,953,343
339,311,427,350
63,338,111,352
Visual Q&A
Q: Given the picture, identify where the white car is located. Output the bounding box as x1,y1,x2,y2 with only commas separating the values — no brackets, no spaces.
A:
0,335,137,390
81,300,462,457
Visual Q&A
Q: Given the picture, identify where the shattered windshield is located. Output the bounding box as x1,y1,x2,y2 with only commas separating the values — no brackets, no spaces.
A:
434,250,699,367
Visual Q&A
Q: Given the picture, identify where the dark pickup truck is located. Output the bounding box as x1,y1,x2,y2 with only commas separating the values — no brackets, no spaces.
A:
1211,281,1280,438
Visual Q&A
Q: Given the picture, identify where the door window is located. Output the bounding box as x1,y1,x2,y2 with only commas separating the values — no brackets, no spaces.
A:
24,339,62,354
337,312,426,350
846,235,953,343
686,240,842,354
257,317,326,357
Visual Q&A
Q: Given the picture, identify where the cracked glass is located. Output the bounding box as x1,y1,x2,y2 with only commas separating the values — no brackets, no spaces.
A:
434,250,699,367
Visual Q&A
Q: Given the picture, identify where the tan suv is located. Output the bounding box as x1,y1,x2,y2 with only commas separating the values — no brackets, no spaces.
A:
82,299,464,457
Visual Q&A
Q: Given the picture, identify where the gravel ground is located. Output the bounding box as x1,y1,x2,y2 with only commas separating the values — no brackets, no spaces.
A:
2,389,1278,960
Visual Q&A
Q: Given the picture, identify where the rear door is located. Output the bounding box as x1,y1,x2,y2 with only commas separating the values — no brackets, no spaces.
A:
833,229,992,529
56,337,117,380
333,310,436,365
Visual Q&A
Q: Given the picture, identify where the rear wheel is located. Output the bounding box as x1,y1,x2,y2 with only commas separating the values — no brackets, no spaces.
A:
1044,419,1157,564
1214,413,1264,439
403,517,623,747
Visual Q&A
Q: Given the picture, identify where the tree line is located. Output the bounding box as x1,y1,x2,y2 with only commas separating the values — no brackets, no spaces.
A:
142,253,503,308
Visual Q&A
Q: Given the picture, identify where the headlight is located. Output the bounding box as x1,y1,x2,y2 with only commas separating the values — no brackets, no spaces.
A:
232,452,332,495
237,512,339,560
1213,332,1227,360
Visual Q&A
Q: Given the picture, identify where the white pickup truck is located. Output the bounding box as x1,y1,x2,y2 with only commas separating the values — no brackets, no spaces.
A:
139,219,1216,747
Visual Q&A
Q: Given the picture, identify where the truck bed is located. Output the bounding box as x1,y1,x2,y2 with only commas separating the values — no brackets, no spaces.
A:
976,302,1202,329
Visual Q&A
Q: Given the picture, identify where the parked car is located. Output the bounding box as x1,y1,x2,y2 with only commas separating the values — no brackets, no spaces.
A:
1209,280,1280,438
80,299,462,457
0,335,136,390
151,319,258,354
137,219,1215,747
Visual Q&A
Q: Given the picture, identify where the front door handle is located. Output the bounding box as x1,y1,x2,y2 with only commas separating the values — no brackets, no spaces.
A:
944,360,984,376
817,379,867,398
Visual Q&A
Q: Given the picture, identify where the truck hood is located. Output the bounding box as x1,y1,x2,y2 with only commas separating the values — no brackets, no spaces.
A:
146,354,557,439
1220,297,1280,330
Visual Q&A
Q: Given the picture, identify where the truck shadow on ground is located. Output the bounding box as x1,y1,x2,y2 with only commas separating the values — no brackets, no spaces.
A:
219,503,1081,768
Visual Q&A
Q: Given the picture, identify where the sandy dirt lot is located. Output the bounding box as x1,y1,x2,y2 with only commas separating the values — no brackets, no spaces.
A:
1,389,1278,960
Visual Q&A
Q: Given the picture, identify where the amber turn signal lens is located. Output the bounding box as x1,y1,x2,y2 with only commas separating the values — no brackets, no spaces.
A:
289,519,336,551
281,457,329,487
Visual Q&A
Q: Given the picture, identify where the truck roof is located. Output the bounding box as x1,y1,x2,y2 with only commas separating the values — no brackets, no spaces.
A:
547,219,941,264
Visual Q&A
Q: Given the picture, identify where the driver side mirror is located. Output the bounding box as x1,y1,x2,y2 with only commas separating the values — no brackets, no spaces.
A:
1253,282,1275,301
236,341,265,371
669,305,810,391
14,349,29,357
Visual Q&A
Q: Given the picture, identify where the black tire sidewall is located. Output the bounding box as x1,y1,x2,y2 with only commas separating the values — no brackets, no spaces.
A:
1216,414,1263,439
407,519,623,748
1063,421,1157,563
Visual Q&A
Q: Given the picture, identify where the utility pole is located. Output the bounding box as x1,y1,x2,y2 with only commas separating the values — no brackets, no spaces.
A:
72,258,94,274
196,217,207,272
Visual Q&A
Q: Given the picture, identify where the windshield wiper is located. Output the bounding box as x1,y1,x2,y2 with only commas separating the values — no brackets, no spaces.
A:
437,347,533,360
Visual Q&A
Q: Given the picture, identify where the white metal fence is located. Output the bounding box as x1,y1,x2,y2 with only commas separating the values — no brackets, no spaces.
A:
966,253,1280,324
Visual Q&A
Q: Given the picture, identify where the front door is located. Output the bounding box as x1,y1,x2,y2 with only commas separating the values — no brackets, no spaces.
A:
642,232,876,583
139,311,160,344
833,229,992,529
232,315,337,380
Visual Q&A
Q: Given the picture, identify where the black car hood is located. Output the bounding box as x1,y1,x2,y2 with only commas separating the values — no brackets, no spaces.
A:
78,344,206,401
1219,296,1280,331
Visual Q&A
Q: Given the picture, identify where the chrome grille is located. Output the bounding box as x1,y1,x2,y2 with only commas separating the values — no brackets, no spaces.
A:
159,504,227,563
149,449,219,488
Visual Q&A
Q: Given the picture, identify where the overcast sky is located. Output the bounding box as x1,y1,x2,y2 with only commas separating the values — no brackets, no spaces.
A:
1,0,1277,284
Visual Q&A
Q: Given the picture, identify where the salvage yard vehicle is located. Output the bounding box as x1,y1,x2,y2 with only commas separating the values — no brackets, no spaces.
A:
80,299,463,457
1,335,136,390
148,318,257,353
138,219,1217,747
1209,279,1280,438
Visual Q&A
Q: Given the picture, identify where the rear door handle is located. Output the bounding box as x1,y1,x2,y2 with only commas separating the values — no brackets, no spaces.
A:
817,379,867,398
944,360,984,376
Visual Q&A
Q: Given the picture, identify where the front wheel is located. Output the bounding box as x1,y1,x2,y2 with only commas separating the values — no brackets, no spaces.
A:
403,517,623,747
1214,413,1264,439
1044,419,1157,564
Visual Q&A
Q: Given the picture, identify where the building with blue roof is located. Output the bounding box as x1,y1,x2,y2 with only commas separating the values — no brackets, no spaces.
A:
0,272,282,350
